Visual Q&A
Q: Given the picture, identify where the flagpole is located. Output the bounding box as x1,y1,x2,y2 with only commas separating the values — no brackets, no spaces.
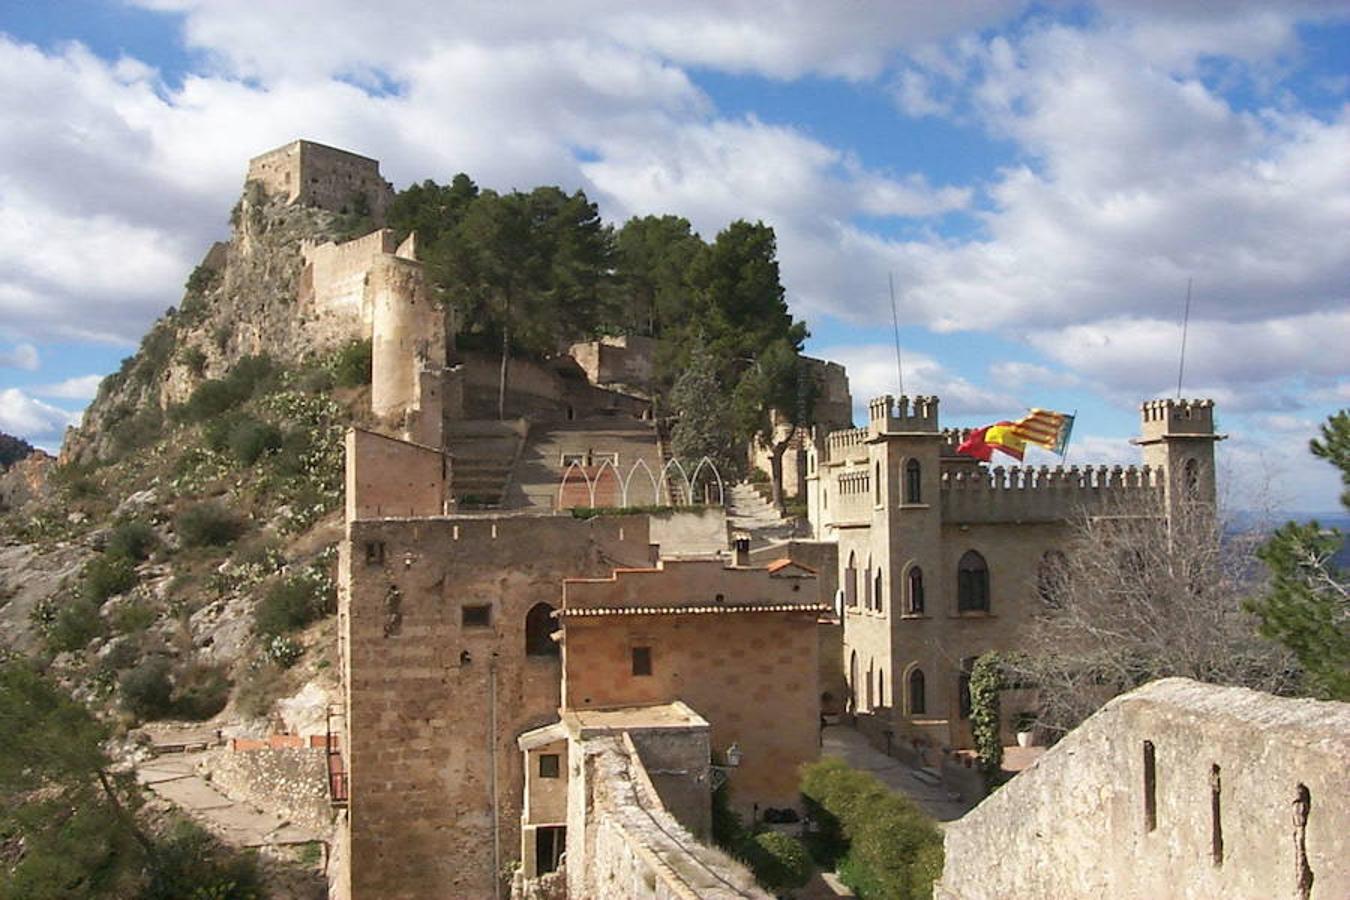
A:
1176,277,1192,400
889,272,904,396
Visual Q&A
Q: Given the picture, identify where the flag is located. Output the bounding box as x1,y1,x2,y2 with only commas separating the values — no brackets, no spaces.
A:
1007,408,1075,456
956,423,1026,462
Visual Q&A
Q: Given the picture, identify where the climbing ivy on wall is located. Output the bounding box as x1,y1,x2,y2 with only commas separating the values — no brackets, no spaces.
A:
969,653,1005,788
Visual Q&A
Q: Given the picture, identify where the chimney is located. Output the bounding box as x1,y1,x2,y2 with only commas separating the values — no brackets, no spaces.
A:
733,534,751,567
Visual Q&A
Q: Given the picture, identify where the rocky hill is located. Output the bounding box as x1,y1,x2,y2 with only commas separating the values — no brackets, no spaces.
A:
64,183,373,465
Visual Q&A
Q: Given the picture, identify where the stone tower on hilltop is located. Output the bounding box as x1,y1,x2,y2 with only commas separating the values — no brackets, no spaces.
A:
246,139,394,225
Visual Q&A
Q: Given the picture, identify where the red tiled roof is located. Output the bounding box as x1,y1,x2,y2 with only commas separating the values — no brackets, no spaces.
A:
766,558,818,574
558,603,829,617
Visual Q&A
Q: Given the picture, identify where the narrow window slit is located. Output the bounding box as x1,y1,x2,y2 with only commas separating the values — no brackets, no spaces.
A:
1143,740,1157,832
1210,764,1223,866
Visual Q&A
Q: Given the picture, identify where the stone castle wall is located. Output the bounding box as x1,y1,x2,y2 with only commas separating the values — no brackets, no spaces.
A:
247,140,393,224
340,514,654,899
936,679,1350,899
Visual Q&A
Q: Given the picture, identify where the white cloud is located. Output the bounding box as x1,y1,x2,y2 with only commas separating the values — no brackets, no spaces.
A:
0,388,81,442
32,374,103,401
813,343,1021,419
0,343,39,370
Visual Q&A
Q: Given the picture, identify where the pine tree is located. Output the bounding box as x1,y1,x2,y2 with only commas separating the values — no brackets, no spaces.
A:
1248,411,1350,699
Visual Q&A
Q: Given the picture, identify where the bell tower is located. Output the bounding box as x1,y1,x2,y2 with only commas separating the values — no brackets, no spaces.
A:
1134,399,1224,513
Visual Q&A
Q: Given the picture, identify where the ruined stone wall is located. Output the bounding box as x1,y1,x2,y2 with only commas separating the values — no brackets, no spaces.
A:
566,335,658,388
341,514,653,900
298,230,398,348
936,679,1350,900
247,140,393,224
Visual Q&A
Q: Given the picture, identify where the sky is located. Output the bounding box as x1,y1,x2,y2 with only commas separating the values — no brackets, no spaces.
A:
0,1,1347,513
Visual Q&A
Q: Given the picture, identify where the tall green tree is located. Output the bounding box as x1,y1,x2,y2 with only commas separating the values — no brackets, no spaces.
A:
1248,410,1350,700
387,174,479,249
669,339,743,491
0,661,150,897
612,215,704,338
733,339,818,510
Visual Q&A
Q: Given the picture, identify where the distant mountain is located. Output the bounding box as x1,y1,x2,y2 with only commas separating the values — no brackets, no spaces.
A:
1228,509,1350,569
0,432,35,468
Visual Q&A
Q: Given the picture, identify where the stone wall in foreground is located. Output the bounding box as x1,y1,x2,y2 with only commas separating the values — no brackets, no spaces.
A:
935,678,1350,900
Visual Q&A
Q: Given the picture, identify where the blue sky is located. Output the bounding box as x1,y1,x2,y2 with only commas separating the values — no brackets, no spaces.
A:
1,1,1347,511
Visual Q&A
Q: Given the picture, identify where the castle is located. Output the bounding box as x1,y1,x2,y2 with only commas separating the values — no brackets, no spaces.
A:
231,141,1346,899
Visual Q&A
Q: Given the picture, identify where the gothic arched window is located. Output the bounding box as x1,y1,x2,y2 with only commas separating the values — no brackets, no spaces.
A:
525,602,558,656
875,461,882,505
909,668,926,716
905,459,922,503
874,569,884,613
957,550,990,612
846,551,858,607
907,566,924,615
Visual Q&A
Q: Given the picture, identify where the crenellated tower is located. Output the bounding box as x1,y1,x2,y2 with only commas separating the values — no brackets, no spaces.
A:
1133,399,1224,514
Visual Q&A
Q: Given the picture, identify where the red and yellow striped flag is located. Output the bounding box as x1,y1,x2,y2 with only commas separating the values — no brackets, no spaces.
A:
1007,409,1075,455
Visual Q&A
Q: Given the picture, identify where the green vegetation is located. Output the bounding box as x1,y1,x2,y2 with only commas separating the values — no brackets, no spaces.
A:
333,338,373,387
176,502,244,547
799,757,944,900
968,653,1005,787
119,657,174,719
118,657,230,721
175,355,278,423
107,521,158,562
178,345,208,377
185,264,220,296
83,555,138,604
1248,410,1350,700
254,573,332,637
46,598,107,653
741,831,814,893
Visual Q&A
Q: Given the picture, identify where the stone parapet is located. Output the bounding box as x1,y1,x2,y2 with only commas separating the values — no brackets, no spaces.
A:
824,427,870,463
940,464,1162,523
868,394,940,435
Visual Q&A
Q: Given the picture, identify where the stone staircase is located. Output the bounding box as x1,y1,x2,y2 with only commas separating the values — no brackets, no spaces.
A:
727,482,801,547
446,420,524,508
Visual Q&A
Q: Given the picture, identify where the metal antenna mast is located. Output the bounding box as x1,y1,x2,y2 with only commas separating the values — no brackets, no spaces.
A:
889,272,904,396
1176,277,1193,399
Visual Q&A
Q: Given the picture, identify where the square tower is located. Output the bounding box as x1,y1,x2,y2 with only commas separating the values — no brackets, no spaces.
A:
246,139,394,224
1134,399,1224,509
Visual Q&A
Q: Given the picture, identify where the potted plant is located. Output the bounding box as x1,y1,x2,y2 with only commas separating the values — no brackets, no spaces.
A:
1014,712,1037,747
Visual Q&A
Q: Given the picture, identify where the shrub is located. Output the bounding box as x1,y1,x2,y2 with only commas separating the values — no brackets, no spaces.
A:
263,634,303,669
110,407,165,456
46,599,107,653
178,355,277,422
143,818,262,900
227,418,282,466
179,345,208,376
171,662,231,720
254,576,325,637
83,556,138,604
111,602,156,635
184,265,219,296
799,758,943,900
177,502,243,548
107,520,158,562
744,831,813,892
120,657,174,719
333,338,373,387
969,653,1005,784
99,638,142,672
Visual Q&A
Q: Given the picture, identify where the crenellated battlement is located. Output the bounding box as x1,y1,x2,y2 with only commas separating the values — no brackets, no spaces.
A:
824,426,870,463
940,463,1162,523
867,394,940,435
939,427,979,457
1139,398,1216,439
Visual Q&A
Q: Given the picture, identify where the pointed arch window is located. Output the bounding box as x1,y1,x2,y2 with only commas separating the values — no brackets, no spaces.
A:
525,602,559,656
845,551,858,607
905,459,922,503
907,566,925,615
908,668,926,716
864,556,873,609
957,550,990,612
849,651,859,712
873,569,884,613
875,461,882,504
877,668,885,707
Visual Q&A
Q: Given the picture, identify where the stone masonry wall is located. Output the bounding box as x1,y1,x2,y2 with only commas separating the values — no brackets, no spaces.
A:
341,514,653,900
204,746,332,833
936,679,1350,900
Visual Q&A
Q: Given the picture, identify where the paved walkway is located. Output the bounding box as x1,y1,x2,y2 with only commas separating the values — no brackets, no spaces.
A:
136,751,324,847
726,483,800,547
821,725,976,823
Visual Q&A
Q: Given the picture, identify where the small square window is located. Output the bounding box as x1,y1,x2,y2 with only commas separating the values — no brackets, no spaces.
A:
463,605,492,628
631,646,652,676
364,541,385,566
538,753,560,779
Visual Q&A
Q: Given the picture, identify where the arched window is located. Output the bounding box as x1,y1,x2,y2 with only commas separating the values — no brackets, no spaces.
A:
877,668,884,707
907,566,924,615
845,551,858,607
865,660,874,710
874,569,884,613
875,461,882,504
525,603,558,656
1183,458,1200,499
905,459,922,503
908,669,926,716
1038,550,1068,607
958,550,990,612
864,556,873,609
